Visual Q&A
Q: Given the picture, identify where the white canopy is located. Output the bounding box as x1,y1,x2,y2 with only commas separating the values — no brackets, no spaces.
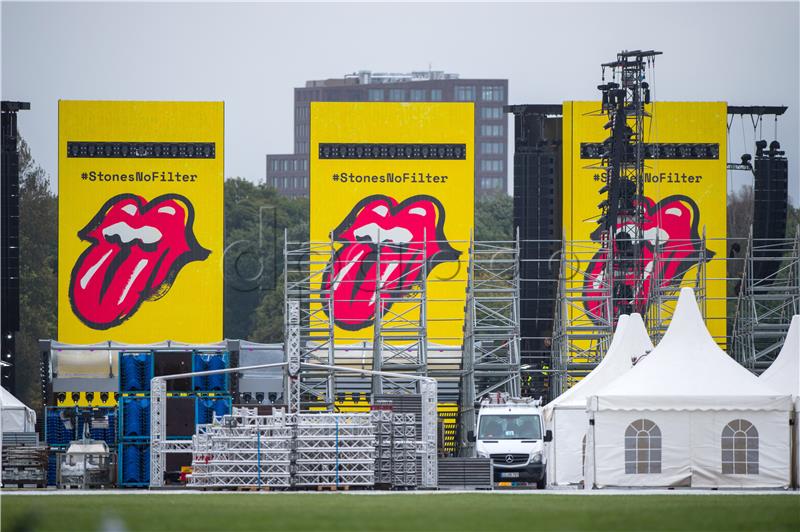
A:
587,288,792,488
1,386,37,433
759,315,800,488
544,313,653,486
546,314,653,412
760,315,799,398
590,288,791,412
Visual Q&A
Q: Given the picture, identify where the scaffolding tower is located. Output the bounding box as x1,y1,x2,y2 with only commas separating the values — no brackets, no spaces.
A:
284,234,436,405
551,234,723,395
551,237,614,398
732,228,800,371
459,237,522,454
284,237,337,407
645,230,710,344
371,239,428,395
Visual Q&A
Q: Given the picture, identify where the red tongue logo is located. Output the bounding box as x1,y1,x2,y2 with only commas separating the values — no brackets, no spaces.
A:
69,193,210,329
582,195,713,324
321,194,459,331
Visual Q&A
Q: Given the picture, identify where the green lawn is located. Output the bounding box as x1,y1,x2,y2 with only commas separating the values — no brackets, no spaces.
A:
2,493,798,532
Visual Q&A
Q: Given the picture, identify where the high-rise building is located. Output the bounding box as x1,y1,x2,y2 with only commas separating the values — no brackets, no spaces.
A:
266,70,509,197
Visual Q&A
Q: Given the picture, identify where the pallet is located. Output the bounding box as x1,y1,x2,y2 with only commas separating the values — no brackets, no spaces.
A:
315,485,350,491
234,486,269,492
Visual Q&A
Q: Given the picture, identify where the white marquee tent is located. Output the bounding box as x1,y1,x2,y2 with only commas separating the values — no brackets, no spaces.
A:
759,315,799,487
586,288,793,488
1,386,37,433
544,313,654,486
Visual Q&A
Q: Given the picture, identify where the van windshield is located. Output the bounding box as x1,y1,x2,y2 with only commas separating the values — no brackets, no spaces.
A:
478,414,541,440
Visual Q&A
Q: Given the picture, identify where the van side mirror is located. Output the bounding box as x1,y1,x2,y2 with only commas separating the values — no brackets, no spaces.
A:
544,430,553,443
467,430,476,442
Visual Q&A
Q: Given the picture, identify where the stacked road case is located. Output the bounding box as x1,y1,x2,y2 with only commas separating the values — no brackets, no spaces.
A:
1,433,47,488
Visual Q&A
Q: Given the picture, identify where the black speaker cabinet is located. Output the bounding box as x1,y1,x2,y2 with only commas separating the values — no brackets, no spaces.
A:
154,351,192,392
166,396,195,437
753,155,789,281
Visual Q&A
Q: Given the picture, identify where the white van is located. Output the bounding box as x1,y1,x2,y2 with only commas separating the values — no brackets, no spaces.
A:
469,394,551,488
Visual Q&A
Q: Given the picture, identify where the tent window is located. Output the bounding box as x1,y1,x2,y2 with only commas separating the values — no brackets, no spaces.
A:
721,419,759,475
624,419,661,474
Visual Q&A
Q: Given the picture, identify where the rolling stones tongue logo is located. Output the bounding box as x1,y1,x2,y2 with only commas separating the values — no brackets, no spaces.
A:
69,193,210,329
321,195,459,331
583,195,713,324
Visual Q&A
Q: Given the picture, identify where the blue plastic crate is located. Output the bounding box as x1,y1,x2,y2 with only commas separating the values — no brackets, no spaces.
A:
119,443,150,486
120,397,150,439
45,408,74,446
192,352,230,392
47,453,58,486
196,396,232,425
89,410,117,446
119,352,153,393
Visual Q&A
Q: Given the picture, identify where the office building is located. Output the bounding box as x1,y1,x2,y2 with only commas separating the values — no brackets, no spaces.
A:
266,70,509,197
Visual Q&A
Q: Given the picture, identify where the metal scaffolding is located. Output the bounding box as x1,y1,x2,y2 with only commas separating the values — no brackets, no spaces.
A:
551,234,728,395
550,228,800,394
459,237,522,454
732,228,800,371
284,234,440,404
551,237,614,398
284,234,521,458
284,237,336,407
645,230,710,344
285,234,483,399
371,238,428,396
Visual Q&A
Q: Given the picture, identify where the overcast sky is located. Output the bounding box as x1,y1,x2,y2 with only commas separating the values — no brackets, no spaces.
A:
2,1,798,203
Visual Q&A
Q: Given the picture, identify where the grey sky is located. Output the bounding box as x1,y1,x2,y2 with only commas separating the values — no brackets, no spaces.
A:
2,2,798,204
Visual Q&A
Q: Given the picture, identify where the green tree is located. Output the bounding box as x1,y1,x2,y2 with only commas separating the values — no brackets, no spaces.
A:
474,194,513,241
15,139,58,410
223,178,307,340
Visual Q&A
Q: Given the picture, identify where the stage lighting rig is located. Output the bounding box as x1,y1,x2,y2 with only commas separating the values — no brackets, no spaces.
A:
595,50,661,324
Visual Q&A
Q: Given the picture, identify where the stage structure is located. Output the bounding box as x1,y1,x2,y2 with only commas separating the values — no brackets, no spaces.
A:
593,50,662,322
551,235,714,397
283,231,522,455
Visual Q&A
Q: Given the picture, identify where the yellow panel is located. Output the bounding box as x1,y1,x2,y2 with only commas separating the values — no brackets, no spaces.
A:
562,101,728,346
56,391,118,408
58,101,224,343
310,102,474,347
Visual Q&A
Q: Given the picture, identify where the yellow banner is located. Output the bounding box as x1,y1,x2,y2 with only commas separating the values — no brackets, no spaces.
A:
310,102,474,346
563,101,727,344
58,101,224,343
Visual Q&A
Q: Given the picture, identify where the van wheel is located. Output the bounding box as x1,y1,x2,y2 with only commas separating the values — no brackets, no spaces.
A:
536,474,547,490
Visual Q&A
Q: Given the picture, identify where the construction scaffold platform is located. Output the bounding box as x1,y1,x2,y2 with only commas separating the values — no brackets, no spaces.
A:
550,229,799,396
283,232,523,458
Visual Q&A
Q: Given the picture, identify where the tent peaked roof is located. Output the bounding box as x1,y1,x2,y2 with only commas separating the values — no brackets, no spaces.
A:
760,315,800,397
1,386,27,409
545,314,653,410
591,288,790,410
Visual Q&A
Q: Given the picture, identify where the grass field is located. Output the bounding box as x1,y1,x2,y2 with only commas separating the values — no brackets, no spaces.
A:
2,493,799,532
